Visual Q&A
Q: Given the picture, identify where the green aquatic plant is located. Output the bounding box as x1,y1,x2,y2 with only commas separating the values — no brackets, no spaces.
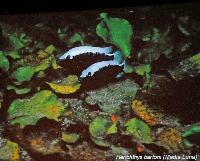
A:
46,75,81,94
183,124,200,147
138,27,173,63
57,27,68,40
8,90,66,128
89,117,111,138
0,51,9,71
59,13,151,87
96,12,133,58
11,66,35,82
106,122,118,135
89,116,115,147
11,45,60,83
7,85,31,95
5,50,21,60
68,32,85,45
125,118,153,144
9,32,31,49
61,133,80,143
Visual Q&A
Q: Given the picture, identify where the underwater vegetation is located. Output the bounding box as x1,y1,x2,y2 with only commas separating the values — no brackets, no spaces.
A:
0,4,200,161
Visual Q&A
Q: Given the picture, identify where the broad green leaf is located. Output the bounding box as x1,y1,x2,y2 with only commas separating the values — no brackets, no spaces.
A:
89,117,115,148
96,12,133,58
125,118,153,143
0,140,20,161
0,51,9,71
51,57,62,69
7,85,31,94
106,122,118,135
88,116,112,147
11,66,35,82
46,75,81,94
8,33,31,49
37,50,49,59
8,90,66,128
34,56,53,72
12,54,61,83
9,35,25,49
123,64,151,75
90,136,111,147
89,117,110,138
96,22,109,42
134,64,151,76
183,124,200,147
183,138,194,148
44,44,56,55
68,32,85,45
123,64,135,73
183,124,200,137
61,133,80,143
5,50,21,59
188,52,200,71
34,56,62,72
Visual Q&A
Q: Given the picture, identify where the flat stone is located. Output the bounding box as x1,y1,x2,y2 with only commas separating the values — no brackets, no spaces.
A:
85,79,139,114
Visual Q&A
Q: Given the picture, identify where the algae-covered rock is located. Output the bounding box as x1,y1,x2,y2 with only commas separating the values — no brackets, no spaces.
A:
85,79,139,114
67,141,108,161
8,90,66,128
169,52,200,81
63,98,111,126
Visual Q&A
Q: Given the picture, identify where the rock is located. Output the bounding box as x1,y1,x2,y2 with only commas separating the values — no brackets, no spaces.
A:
85,79,139,114
62,98,111,126
168,53,200,81
132,100,180,127
0,140,20,161
156,128,185,153
67,141,109,161
0,123,6,148
19,147,35,161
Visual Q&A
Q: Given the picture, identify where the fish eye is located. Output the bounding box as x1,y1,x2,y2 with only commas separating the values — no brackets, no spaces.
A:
88,72,91,76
